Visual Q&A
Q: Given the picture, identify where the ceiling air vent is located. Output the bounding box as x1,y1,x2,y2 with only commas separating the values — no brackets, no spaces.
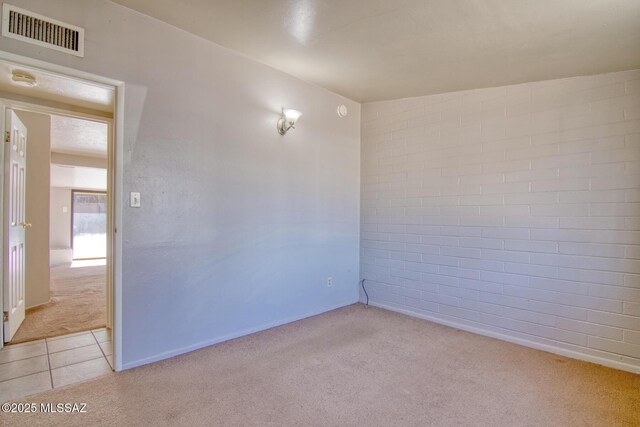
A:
1,4,84,57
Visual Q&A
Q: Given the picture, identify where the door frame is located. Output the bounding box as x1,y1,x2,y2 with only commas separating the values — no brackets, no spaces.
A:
70,189,108,261
0,51,124,371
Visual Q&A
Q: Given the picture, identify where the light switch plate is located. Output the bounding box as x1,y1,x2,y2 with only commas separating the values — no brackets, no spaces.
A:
130,191,141,208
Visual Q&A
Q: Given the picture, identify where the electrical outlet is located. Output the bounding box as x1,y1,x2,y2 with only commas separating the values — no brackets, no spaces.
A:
327,277,333,287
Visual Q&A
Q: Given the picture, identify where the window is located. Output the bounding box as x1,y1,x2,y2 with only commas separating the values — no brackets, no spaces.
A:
71,191,107,260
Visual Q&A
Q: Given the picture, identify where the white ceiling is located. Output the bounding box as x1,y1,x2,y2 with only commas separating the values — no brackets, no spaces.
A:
0,60,114,112
112,0,640,102
50,115,108,158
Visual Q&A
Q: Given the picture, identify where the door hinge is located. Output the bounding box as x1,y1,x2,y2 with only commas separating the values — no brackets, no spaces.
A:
5,131,9,143
2,311,7,322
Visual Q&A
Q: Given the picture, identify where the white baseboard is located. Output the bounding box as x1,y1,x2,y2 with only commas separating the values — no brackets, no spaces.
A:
121,298,639,374
369,301,640,375
26,298,51,310
121,300,358,370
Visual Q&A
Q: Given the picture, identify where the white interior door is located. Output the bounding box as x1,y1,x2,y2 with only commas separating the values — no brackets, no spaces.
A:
3,109,28,342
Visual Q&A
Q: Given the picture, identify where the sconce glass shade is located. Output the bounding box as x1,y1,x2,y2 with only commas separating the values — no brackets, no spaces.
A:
278,108,302,135
283,109,302,123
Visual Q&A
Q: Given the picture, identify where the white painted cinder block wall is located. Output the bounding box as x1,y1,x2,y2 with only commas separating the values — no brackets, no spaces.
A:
361,70,640,372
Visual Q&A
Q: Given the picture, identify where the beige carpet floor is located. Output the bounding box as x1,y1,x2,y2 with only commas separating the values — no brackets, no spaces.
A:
2,304,639,426
10,264,106,344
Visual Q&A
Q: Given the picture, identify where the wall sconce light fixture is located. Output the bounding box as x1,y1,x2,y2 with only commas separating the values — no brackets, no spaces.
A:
277,108,302,135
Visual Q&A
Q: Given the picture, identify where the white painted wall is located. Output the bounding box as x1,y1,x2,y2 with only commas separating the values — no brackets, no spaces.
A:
50,165,107,190
15,110,50,308
49,186,71,265
0,0,360,367
51,152,106,169
361,70,640,372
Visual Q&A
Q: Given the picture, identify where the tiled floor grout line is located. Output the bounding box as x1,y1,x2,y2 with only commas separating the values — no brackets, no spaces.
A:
0,367,48,384
1,371,49,384
0,352,110,385
1,329,113,403
46,328,103,341
3,334,109,359
0,330,113,388
47,341,97,355
50,355,107,373
92,330,113,370
91,330,104,358
0,352,46,365
44,339,54,389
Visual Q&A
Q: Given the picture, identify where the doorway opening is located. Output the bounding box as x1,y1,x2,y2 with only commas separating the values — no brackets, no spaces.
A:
4,111,111,347
0,54,122,400
3,108,112,339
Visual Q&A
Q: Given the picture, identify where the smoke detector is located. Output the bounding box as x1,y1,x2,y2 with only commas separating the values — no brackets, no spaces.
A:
11,70,37,87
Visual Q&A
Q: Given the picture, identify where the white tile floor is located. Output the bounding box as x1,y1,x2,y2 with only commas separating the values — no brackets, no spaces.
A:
0,329,113,403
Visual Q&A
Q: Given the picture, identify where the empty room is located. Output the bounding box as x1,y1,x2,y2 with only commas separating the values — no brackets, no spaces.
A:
0,0,638,425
